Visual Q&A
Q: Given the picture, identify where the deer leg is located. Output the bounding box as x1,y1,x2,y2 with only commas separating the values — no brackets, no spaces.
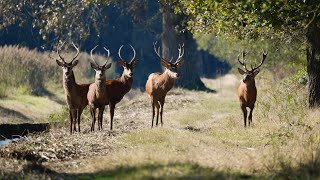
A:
155,101,160,126
69,110,73,134
98,106,105,131
151,100,155,128
159,98,165,126
241,106,248,128
90,106,96,132
77,109,83,133
109,102,115,130
248,106,254,127
73,110,78,132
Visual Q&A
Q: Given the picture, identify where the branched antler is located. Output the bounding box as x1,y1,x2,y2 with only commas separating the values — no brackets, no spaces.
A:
57,41,66,63
251,50,268,71
237,50,249,71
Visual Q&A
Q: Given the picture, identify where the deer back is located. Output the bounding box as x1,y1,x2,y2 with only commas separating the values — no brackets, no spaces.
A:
146,70,176,99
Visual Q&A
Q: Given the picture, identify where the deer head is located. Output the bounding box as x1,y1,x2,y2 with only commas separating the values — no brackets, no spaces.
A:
118,45,139,79
56,42,80,78
90,45,112,80
237,50,268,84
153,41,184,79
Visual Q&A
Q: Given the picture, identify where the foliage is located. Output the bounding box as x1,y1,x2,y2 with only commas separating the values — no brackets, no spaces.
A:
1,0,96,44
0,0,150,47
194,34,306,72
170,0,320,40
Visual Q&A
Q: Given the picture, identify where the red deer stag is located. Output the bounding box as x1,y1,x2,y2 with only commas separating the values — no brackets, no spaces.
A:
105,45,138,130
146,42,184,127
87,45,112,131
55,42,90,134
237,50,267,127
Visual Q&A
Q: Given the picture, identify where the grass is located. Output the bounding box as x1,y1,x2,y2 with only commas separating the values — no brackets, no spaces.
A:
0,94,62,123
0,45,115,97
0,58,320,179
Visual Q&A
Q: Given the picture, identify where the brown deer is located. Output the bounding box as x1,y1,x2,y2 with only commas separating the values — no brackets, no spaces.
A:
237,50,267,127
104,45,138,130
145,42,184,127
55,42,90,134
87,45,112,131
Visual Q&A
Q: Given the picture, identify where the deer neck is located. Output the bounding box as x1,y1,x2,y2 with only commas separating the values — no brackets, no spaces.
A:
95,77,106,90
161,69,176,91
243,79,256,90
120,73,133,90
63,72,77,91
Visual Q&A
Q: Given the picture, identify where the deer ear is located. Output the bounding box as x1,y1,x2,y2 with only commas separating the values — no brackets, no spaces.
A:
238,68,246,75
161,60,170,69
71,60,79,68
90,62,98,69
175,60,184,68
253,69,260,76
118,59,126,67
56,60,64,67
104,63,112,70
131,59,139,67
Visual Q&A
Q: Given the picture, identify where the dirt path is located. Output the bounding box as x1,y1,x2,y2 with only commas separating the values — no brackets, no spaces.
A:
0,75,277,178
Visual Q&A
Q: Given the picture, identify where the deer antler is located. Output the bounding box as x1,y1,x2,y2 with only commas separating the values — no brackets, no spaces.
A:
118,45,125,62
129,45,136,64
238,50,249,71
70,42,80,63
169,57,174,63
90,45,99,65
57,41,66,63
174,44,184,64
103,47,111,66
91,45,111,66
153,41,169,64
251,50,268,71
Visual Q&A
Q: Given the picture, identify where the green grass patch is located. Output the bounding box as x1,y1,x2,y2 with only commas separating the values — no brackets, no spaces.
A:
119,128,175,146
206,128,264,147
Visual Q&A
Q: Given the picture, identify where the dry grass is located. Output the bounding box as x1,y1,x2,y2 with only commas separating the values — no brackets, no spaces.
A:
0,45,115,97
0,72,320,179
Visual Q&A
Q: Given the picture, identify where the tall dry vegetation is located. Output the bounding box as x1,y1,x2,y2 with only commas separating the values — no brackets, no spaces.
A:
0,45,115,97
253,68,320,178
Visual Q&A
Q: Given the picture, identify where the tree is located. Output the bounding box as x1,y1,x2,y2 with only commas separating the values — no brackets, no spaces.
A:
160,2,206,89
170,0,320,108
1,0,217,90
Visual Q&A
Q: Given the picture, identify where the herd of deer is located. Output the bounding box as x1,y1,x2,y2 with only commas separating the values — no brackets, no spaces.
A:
55,42,267,134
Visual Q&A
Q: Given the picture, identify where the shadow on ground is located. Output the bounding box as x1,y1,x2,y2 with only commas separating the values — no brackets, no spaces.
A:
0,123,52,139
0,106,30,121
0,162,254,179
2,159,320,179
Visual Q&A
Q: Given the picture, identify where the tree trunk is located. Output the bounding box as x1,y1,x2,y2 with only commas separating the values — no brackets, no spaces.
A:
306,21,320,108
160,2,206,90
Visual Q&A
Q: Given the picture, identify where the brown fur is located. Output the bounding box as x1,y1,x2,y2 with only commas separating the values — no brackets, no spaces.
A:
87,48,112,132
104,70,133,130
146,42,185,127
88,78,109,131
237,75,257,127
146,69,177,127
60,66,89,134
237,50,267,127
102,45,138,130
